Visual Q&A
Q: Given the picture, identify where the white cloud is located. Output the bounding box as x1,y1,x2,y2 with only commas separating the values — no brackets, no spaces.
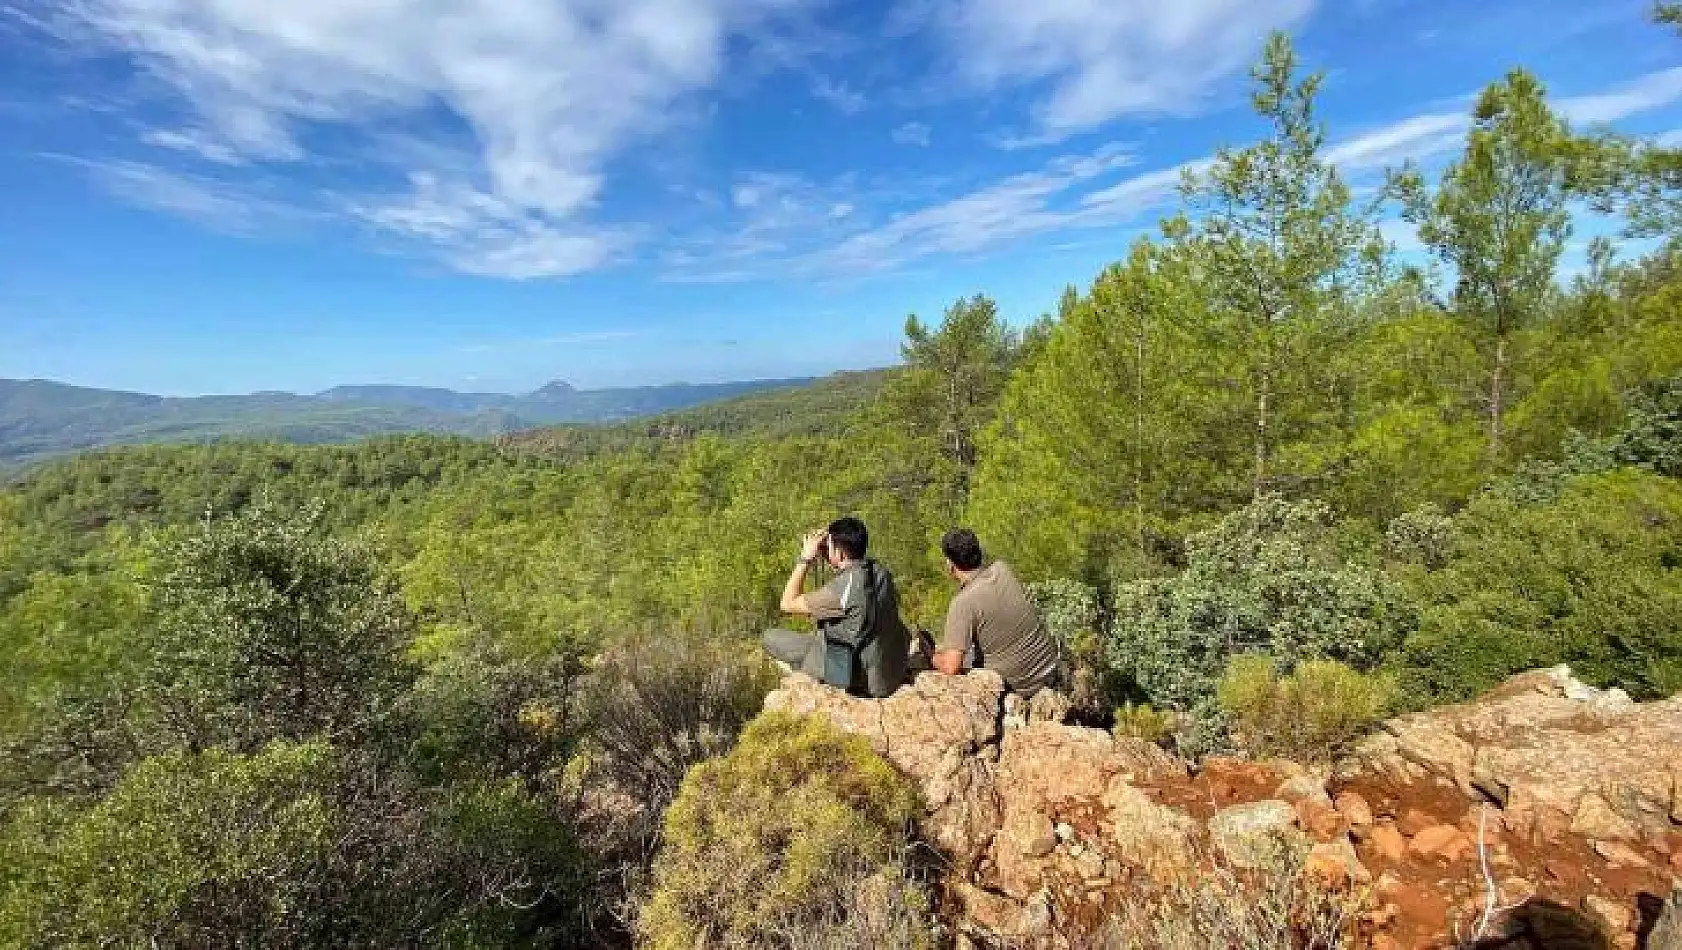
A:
891,121,931,146
46,154,309,232
1325,66,1682,176
1323,114,1468,172
51,0,814,278
934,0,1317,141
811,75,866,114
1560,66,1682,125
809,144,1146,272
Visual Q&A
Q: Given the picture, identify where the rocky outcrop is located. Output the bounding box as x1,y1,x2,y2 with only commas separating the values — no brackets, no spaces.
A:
761,666,1682,949
1337,665,1682,846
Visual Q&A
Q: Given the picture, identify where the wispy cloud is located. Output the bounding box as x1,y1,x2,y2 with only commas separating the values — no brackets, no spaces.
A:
45,154,311,233
1325,66,1682,175
891,122,931,147
931,0,1318,143
37,0,821,279
676,64,1682,280
810,75,867,114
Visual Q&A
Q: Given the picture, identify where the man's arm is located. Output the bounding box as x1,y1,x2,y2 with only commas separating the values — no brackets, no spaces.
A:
778,529,827,616
931,596,973,676
779,560,814,615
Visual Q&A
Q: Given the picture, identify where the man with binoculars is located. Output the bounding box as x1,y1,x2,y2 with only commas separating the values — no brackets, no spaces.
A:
761,517,910,698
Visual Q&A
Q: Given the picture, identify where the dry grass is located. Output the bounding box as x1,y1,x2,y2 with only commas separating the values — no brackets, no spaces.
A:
1107,833,1373,950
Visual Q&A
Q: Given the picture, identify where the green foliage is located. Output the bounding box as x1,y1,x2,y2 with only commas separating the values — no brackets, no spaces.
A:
1607,373,1682,476
1108,496,1413,753
1392,69,1573,461
143,498,417,750
0,741,340,947
1216,655,1396,762
1391,469,1682,704
1112,702,1178,746
640,713,920,950
887,295,1020,494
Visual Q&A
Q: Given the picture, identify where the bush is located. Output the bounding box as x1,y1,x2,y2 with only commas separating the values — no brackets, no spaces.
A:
142,498,417,750
1108,496,1412,753
1216,655,1395,763
582,630,780,837
403,646,586,788
0,741,340,947
1028,578,1124,718
639,713,922,950
1392,469,1682,704
1112,702,1177,746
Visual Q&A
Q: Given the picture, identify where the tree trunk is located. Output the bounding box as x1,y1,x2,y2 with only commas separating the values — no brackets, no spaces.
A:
1488,336,1507,463
1134,318,1148,565
1254,367,1272,500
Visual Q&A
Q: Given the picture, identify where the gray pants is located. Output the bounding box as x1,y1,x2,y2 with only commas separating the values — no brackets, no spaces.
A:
762,628,908,698
763,628,826,679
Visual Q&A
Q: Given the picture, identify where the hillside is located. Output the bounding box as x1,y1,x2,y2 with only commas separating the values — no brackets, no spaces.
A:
497,367,896,461
0,375,815,468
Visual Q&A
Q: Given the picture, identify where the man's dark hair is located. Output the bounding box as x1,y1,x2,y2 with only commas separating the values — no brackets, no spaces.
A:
826,517,869,560
941,528,985,572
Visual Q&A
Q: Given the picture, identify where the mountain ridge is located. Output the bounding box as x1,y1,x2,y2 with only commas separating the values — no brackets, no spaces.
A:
0,375,819,468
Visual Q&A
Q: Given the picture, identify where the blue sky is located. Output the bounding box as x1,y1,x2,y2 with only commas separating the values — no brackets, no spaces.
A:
1,0,1679,395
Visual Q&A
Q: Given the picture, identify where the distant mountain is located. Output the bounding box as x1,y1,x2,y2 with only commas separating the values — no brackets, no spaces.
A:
499,368,897,461
0,376,814,468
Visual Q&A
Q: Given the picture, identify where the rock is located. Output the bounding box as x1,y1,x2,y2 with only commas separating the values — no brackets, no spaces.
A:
1295,796,1346,841
1572,794,1641,842
1369,823,1408,863
1582,893,1631,934
1209,800,1305,870
1398,807,1436,836
1102,779,1197,877
1649,888,1682,950
951,883,1046,940
1276,773,1333,807
1409,824,1470,861
991,721,1187,896
1305,838,1370,888
1335,790,1375,828
1589,839,1649,869
766,670,1009,869
1338,667,1682,846
1054,822,1075,843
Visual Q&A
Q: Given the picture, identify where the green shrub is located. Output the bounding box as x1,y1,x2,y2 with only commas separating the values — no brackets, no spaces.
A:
142,498,417,751
1028,578,1127,718
1216,655,1396,762
1392,469,1682,704
1112,702,1177,746
639,713,922,950
1108,495,1412,753
0,741,340,947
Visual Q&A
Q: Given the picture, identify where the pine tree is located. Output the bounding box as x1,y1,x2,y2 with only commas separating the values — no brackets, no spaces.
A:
1169,33,1384,498
1391,70,1572,465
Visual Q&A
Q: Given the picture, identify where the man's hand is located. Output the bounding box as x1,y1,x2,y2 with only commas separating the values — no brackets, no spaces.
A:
799,529,827,563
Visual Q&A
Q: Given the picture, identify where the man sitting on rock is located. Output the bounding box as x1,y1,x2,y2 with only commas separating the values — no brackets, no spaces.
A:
762,517,910,698
928,528,1062,699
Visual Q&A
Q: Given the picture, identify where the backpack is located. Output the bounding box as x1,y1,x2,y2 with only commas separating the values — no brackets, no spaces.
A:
820,560,878,695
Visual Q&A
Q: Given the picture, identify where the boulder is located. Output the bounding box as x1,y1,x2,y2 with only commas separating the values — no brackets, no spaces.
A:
764,670,1009,866
1338,666,1682,844
1208,800,1305,869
